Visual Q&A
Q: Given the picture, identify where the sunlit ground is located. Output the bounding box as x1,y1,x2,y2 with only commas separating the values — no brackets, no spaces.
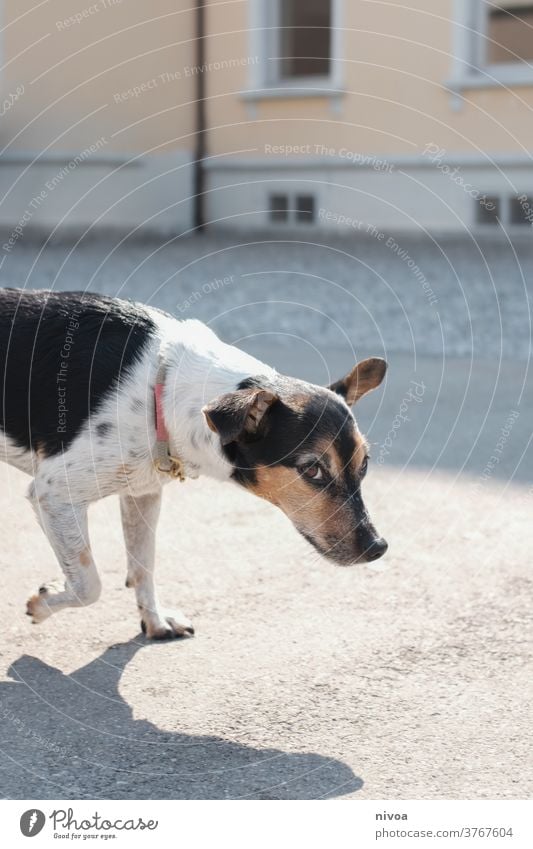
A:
0,436,530,799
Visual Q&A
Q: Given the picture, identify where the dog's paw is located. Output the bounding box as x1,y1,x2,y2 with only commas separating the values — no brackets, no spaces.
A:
26,579,63,623
140,608,194,640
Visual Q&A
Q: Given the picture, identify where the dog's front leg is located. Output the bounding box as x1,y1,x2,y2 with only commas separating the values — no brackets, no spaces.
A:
26,492,101,623
120,491,194,639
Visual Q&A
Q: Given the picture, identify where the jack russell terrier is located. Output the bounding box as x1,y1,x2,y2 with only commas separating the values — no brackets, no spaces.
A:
0,288,388,639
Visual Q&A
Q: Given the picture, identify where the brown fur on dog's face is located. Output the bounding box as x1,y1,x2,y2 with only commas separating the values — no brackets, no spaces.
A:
203,359,388,565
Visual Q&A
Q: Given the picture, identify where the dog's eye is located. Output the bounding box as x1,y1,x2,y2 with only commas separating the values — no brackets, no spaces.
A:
302,464,323,481
360,457,368,478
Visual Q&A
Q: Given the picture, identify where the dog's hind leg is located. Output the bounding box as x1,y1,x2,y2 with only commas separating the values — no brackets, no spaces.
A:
26,487,101,623
120,490,193,639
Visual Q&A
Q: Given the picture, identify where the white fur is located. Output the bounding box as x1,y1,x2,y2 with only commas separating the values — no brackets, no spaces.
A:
155,315,276,483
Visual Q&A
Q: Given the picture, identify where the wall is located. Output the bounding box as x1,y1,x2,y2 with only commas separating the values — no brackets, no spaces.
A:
0,0,197,236
201,0,533,233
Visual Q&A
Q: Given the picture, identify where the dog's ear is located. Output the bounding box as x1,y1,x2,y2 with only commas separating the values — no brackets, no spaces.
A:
329,358,387,406
202,388,279,445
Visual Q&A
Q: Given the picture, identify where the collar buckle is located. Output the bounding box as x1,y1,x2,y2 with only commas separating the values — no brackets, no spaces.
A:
156,454,186,481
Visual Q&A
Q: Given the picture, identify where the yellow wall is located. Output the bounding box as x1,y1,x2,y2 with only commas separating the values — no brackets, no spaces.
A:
2,0,533,161
205,0,533,159
1,0,196,154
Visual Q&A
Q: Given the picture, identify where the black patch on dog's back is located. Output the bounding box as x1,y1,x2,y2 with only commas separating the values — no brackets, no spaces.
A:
0,289,156,456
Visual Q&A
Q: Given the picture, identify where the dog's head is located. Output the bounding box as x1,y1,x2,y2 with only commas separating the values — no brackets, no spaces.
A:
203,358,388,565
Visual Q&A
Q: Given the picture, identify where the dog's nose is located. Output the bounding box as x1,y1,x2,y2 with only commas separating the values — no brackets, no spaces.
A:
364,538,388,561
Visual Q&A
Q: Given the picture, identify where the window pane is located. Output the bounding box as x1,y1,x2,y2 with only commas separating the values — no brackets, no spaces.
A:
510,195,533,224
476,196,500,225
269,194,289,222
296,195,315,223
280,0,331,79
487,4,533,64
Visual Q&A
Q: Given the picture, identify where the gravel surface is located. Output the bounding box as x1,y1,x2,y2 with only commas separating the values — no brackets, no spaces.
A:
1,232,532,361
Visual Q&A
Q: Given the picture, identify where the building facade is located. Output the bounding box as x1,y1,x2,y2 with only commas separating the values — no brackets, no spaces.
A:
0,0,532,237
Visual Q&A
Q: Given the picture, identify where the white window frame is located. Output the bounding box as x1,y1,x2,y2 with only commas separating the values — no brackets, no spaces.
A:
245,0,343,100
449,0,533,95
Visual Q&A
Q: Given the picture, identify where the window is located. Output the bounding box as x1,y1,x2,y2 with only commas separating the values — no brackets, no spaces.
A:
279,0,332,80
296,194,315,222
474,194,533,227
449,1,533,94
510,195,533,224
268,193,316,224
269,194,289,222
246,0,341,96
476,196,500,225
487,2,533,65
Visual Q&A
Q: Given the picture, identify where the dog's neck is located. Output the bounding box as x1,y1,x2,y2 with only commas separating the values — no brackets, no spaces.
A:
157,319,276,481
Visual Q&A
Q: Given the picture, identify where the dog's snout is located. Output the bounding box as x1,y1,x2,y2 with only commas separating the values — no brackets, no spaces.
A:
363,537,388,561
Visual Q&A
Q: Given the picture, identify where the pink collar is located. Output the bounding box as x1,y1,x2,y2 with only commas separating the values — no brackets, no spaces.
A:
154,380,169,443
154,365,186,481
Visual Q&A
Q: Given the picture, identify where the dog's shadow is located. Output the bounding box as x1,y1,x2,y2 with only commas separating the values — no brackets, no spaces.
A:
0,639,362,800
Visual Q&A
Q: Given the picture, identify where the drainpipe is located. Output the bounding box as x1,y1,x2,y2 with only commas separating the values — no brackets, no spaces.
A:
193,0,206,231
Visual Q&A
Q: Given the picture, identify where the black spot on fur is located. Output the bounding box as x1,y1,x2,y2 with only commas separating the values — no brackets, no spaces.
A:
96,422,113,437
0,289,157,456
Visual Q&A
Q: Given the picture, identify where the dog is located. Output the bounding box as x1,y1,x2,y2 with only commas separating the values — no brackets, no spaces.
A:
0,288,388,639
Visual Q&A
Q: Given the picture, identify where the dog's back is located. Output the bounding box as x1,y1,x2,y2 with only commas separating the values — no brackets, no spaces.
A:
0,288,156,457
